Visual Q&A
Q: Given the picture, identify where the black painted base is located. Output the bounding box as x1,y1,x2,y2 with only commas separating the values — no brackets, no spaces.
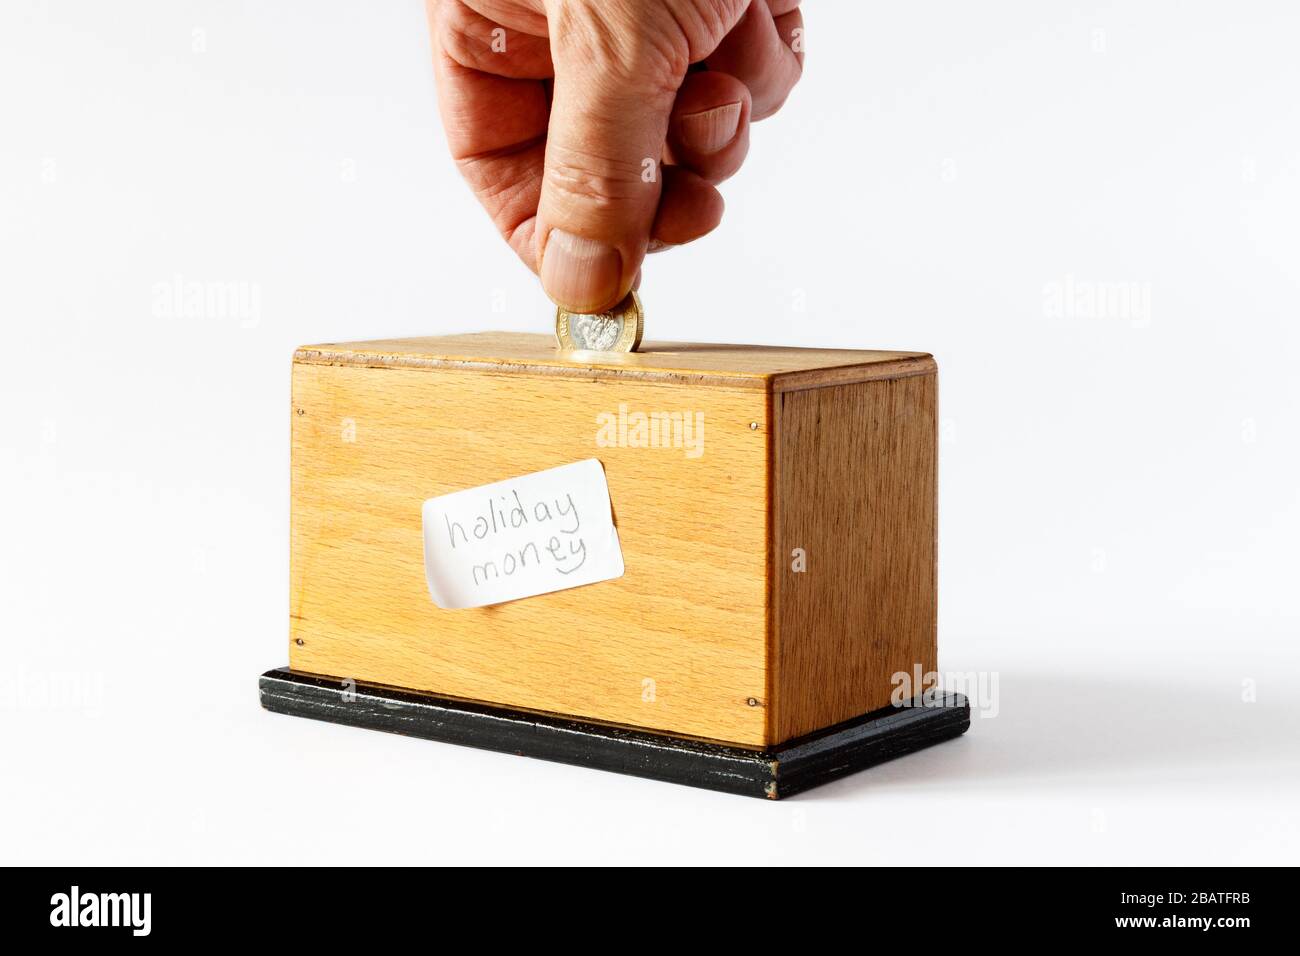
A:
259,667,970,799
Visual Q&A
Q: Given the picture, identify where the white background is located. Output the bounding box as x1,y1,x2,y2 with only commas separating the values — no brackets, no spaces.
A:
2,0,1297,865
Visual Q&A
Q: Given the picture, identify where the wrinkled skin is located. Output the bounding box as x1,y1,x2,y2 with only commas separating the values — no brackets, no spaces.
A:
427,0,804,312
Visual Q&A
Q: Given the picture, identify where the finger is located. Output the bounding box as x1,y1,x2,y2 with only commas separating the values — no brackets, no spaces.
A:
431,27,548,268
774,8,806,69
705,1,803,120
535,12,685,312
436,0,553,78
667,70,751,184
650,166,724,249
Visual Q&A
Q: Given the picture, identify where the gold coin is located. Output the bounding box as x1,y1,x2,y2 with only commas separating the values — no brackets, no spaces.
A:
555,291,644,353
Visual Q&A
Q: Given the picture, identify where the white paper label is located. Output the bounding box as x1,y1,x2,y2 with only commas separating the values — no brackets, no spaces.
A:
421,458,625,609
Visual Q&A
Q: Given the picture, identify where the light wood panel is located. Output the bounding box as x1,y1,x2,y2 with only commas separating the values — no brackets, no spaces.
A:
290,361,772,745
770,373,938,742
287,335,939,747
296,332,933,393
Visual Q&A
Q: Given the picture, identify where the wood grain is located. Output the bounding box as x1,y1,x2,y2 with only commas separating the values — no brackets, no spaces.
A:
769,373,938,742
290,361,772,745
296,332,932,393
287,335,939,747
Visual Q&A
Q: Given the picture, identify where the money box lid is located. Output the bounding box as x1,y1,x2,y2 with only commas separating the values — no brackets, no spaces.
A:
294,332,934,393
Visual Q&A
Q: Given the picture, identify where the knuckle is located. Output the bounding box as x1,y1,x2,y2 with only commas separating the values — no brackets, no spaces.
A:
551,1,689,88
435,0,491,70
544,148,646,212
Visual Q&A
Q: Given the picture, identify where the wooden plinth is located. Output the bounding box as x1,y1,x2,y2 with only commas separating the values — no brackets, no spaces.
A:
259,667,969,799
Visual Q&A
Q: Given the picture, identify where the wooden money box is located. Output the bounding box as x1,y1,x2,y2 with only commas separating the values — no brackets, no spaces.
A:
260,333,969,797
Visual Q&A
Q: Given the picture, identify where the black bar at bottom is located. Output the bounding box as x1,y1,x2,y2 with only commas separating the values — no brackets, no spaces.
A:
258,667,969,798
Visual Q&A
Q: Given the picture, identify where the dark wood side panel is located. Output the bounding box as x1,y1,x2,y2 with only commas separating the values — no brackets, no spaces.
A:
771,372,938,743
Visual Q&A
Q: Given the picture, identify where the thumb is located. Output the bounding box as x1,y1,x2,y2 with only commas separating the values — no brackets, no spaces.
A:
536,8,684,313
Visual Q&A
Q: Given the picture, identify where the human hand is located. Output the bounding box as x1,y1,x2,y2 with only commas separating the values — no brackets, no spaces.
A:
427,0,804,313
